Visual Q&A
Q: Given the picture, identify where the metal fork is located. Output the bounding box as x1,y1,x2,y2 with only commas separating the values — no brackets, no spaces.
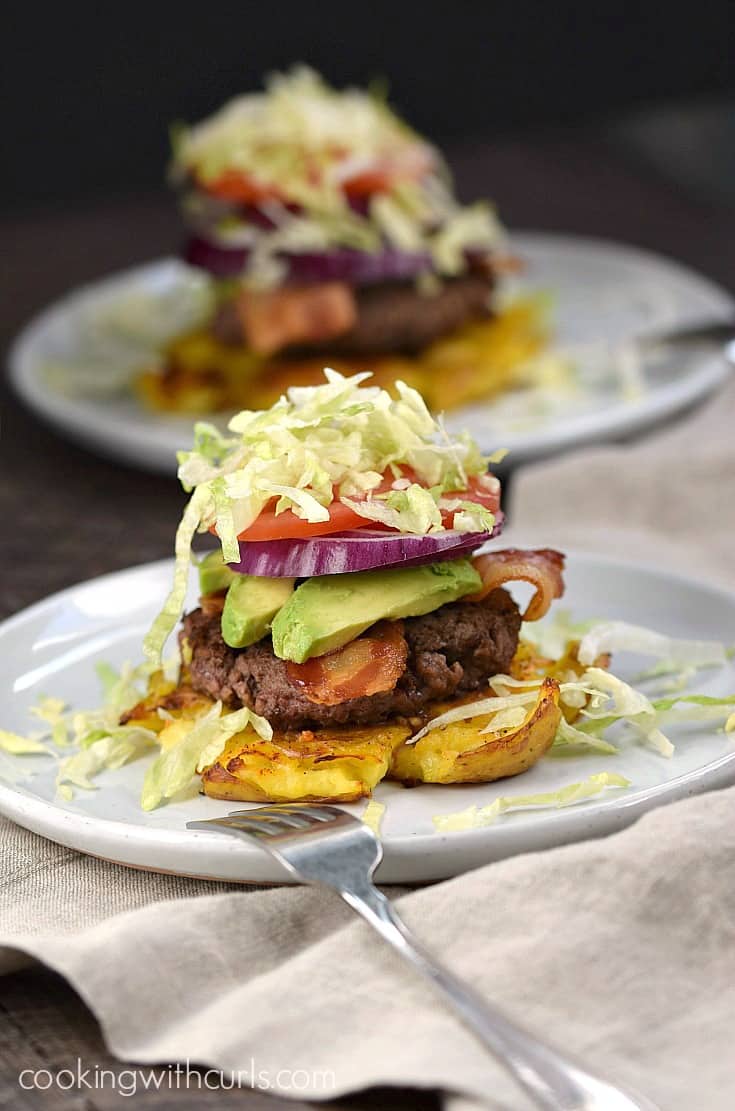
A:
188,804,659,1111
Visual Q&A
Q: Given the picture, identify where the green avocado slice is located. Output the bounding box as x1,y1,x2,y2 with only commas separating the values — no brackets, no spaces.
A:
271,558,482,663
221,574,295,649
197,550,237,596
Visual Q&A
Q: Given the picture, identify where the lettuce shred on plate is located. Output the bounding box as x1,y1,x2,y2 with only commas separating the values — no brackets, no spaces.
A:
140,702,271,812
433,772,632,832
361,800,386,836
1,659,272,810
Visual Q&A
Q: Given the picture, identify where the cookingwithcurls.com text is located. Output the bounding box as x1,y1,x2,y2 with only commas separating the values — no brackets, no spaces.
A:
18,1059,337,1098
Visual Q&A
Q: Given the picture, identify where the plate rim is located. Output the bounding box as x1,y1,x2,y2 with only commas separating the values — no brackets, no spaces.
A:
2,550,735,880
8,233,735,474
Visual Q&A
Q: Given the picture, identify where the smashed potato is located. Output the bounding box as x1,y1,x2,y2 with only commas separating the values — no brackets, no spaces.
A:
123,652,574,802
510,640,610,723
121,671,212,732
389,679,561,786
201,723,410,803
137,298,552,416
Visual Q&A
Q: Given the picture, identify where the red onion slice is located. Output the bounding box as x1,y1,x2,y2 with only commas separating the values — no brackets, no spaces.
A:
283,248,433,286
228,519,503,578
184,235,249,278
185,236,432,286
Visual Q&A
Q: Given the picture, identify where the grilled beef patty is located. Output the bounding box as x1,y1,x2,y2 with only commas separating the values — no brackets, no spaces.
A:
323,274,494,355
212,274,494,355
181,588,520,731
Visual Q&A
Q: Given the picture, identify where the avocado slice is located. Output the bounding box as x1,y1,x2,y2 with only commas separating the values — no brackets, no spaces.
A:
271,558,482,663
221,574,295,649
198,550,236,596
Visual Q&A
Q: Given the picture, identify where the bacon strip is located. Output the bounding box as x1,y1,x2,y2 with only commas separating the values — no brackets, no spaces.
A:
469,549,565,622
237,283,357,356
286,621,408,705
200,591,227,617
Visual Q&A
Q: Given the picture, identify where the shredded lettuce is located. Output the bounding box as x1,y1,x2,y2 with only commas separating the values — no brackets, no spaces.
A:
144,484,213,667
447,502,496,535
578,621,727,670
141,702,271,811
343,483,443,535
3,660,274,812
0,730,53,756
550,717,619,756
651,693,735,729
407,691,538,746
0,661,162,798
211,476,240,563
57,727,158,793
172,68,501,287
430,202,500,274
572,668,674,756
92,661,151,722
651,693,735,712
29,697,67,726
433,773,631,831
362,799,386,836
521,610,597,659
409,650,735,761
145,370,497,661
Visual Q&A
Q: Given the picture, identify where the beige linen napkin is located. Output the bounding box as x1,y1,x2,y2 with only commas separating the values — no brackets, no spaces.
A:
2,375,734,1110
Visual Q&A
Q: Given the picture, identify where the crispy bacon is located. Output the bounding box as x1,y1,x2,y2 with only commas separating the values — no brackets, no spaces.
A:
236,282,357,356
200,591,227,617
286,621,408,705
469,548,565,621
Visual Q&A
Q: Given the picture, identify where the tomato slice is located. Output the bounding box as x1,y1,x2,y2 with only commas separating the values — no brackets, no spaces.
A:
238,500,374,541
342,146,436,198
439,474,501,526
200,169,286,206
234,470,501,542
201,144,435,206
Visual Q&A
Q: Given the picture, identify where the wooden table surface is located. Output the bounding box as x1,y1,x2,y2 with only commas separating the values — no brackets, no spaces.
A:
1,132,733,1109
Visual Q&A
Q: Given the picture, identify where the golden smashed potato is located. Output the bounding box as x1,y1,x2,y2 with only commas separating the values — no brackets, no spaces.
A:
137,298,550,416
510,641,610,723
120,670,212,732
123,649,578,802
201,723,410,803
124,672,409,803
389,678,561,786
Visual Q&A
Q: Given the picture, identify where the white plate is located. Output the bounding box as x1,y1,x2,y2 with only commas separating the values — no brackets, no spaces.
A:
1,553,734,884
9,233,733,474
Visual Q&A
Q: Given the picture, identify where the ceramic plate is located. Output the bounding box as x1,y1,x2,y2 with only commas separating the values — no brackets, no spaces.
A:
9,233,733,474
1,552,734,883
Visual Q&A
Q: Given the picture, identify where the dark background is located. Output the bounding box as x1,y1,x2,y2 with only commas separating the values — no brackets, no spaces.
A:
3,0,734,211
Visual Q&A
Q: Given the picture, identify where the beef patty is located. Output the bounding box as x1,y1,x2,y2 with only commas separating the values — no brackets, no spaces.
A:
181,588,521,731
212,273,494,356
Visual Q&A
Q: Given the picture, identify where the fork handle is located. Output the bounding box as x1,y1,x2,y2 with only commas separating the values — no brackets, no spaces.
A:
340,882,658,1111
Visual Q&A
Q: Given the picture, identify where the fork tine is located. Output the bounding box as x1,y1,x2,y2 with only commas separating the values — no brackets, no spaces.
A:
210,816,282,836
218,811,331,837
245,811,315,830
187,803,358,842
225,808,317,829
228,804,345,823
